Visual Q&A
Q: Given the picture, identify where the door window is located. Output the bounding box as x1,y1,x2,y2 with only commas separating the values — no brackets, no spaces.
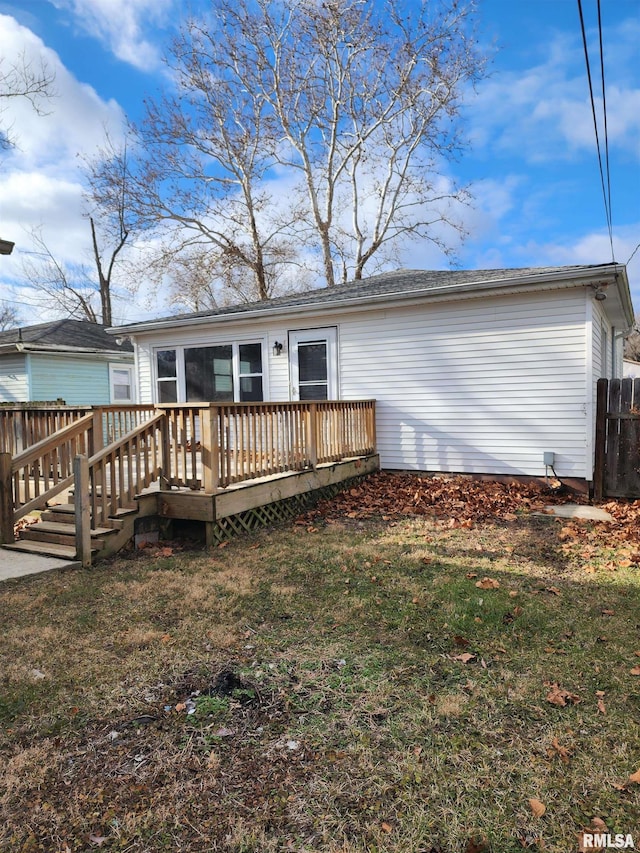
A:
289,328,338,400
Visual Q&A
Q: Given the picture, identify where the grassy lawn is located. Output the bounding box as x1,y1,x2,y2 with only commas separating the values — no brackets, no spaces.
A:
1,476,639,852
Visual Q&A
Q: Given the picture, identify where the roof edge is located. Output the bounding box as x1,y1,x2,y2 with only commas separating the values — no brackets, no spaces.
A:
108,264,633,335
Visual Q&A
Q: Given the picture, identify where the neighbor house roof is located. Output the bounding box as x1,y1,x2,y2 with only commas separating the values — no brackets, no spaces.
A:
111,263,634,334
0,319,134,355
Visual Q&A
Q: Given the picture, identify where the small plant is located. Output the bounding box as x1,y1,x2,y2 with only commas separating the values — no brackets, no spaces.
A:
193,694,229,719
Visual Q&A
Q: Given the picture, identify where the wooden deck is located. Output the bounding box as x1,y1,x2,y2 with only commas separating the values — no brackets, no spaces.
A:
0,401,377,563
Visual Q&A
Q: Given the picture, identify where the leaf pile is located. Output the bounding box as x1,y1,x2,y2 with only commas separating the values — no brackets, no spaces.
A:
306,472,584,526
304,472,640,550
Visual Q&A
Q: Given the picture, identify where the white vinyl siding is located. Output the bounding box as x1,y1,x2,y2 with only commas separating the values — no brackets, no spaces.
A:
0,354,29,402
132,286,596,479
333,289,588,478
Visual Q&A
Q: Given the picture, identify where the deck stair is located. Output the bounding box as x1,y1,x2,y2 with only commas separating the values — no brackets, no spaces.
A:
4,499,141,561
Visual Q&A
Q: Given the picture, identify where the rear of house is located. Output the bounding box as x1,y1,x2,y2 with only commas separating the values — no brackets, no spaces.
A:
116,264,634,490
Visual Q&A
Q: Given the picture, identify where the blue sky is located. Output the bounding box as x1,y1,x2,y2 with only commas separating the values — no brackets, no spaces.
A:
1,0,639,324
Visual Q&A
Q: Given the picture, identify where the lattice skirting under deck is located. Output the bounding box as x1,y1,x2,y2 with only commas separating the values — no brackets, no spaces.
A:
207,475,367,544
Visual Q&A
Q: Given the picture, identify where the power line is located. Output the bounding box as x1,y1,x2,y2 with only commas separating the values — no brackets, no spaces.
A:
576,0,615,261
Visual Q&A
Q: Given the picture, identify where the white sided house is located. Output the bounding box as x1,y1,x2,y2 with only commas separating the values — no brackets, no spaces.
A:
114,264,634,490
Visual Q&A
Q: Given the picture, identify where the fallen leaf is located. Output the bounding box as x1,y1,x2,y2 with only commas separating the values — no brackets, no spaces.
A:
550,737,571,762
545,682,581,706
453,635,471,647
465,836,489,853
89,834,108,848
630,666,640,676
475,577,500,589
629,768,640,784
453,652,476,664
546,586,562,596
597,698,606,715
529,798,546,818
381,822,393,833
601,609,615,616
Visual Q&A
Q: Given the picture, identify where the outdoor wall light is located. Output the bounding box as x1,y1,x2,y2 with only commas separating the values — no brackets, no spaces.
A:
272,341,284,356
593,285,607,301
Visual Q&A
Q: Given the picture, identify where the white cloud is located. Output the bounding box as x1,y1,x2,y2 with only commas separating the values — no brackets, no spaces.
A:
0,13,131,320
50,0,174,71
469,19,640,164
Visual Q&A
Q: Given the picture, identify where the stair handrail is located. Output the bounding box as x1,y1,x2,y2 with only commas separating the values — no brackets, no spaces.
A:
9,413,96,524
84,411,167,533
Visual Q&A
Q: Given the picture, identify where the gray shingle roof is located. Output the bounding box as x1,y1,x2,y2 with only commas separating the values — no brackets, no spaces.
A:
0,319,134,352
117,264,613,329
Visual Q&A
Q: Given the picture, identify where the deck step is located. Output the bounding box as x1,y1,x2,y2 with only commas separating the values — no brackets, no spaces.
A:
24,521,117,537
3,540,89,560
20,530,107,551
45,502,75,512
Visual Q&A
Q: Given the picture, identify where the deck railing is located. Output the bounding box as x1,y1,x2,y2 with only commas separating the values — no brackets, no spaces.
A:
158,400,376,490
0,399,376,546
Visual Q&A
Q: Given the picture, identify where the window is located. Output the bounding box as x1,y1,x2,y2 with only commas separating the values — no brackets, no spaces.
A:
109,364,135,403
157,349,178,403
155,342,264,403
298,341,328,400
185,345,233,402
239,343,263,401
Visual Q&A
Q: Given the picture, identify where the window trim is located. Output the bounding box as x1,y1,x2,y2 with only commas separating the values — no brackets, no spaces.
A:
153,340,267,404
108,363,135,404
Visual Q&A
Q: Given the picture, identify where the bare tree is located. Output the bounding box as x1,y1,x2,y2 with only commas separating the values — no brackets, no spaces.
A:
122,15,306,303
21,227,99,322
22,136,138,325
154,0,484,289
0,302,21,330
83,135,140,325
624,316,640,362
0,52,55,150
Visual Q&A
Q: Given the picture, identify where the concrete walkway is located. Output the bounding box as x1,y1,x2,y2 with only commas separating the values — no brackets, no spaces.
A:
0,549,81,582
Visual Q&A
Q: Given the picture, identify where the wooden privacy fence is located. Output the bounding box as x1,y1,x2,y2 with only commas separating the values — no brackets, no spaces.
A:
594,378,640,500
0,404,156,456
0,405,91,455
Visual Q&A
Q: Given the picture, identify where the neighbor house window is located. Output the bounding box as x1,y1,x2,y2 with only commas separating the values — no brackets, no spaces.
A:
109,365,135,403
155,342,264,403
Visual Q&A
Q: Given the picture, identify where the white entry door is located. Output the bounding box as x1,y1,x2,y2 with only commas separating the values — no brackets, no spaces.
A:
289,327,338,400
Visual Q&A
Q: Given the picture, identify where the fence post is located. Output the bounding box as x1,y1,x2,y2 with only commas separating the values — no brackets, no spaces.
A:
74,454,92,567
0,452,13,544
593,378,608,502
201,405,220,493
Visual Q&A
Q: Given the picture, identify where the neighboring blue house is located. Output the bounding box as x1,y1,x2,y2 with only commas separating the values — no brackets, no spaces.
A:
0,319,135,405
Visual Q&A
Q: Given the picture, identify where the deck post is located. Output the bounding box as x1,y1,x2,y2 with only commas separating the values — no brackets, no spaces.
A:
308,403,318,469
159,412,172,489
74,454,92,567
0,452,14,544
201,405,220,493
90,409,104,456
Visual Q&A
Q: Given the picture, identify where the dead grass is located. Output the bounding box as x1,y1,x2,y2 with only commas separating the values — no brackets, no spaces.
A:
1,488,640,852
